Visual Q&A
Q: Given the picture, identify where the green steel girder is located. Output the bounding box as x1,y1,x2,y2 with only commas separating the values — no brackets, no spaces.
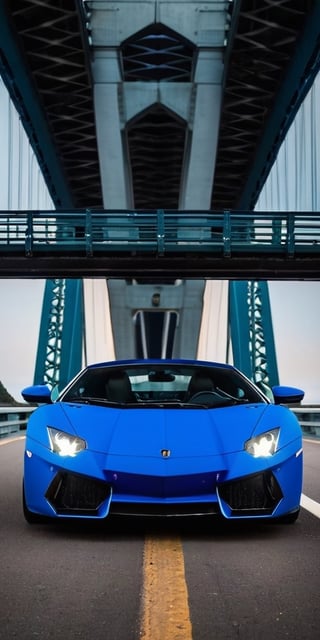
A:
237,1,320,211
34,279,84,390
229,281,279,395
34,279,65,387
213,0,320,210
59,280,84,389
0,4,74,209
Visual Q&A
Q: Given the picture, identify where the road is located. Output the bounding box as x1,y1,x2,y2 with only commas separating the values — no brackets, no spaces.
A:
0,437,319,640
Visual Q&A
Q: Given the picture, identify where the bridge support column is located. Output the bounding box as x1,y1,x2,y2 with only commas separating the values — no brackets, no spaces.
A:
229,281,279,393
93,60,132,208
179,51,223,210
107,279,205,360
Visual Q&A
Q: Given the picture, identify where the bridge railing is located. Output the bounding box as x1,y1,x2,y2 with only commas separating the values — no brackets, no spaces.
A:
1,210,320,256
292,407,320,439
0,406,35,439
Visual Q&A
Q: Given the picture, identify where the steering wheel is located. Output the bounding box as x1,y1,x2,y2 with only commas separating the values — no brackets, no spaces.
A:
188,391,218,403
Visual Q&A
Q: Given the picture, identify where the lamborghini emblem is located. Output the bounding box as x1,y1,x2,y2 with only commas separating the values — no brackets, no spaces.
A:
161,449,171,458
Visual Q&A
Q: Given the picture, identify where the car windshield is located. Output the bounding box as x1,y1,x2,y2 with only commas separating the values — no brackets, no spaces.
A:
60,363,266,408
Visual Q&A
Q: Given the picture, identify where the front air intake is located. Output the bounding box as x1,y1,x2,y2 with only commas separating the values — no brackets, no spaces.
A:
218,471,283,516
46,472,111,516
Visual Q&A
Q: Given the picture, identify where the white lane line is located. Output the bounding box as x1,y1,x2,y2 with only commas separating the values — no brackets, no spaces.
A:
301,493,320,519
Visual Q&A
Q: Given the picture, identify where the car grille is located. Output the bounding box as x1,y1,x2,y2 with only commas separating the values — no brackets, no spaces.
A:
109,502,220,517
46,472,111,515
217,471,283,516
107,470,217,498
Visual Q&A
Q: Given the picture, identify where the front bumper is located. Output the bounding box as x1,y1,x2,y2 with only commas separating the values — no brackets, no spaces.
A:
24,438,303,520
45,468,284,518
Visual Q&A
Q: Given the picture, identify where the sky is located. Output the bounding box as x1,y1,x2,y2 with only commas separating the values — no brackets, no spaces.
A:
0,278,319,404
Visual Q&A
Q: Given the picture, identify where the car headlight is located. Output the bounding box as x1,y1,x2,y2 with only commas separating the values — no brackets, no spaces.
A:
47,427,86,457
245,428,280,457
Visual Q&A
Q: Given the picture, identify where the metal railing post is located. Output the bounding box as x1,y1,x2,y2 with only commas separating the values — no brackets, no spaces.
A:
25,211,33,256
157,209,165,255
286,214,295,256
223,211,231,257
85,209,93,256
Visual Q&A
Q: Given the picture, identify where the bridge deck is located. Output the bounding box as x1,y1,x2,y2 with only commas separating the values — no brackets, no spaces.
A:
1,210,320,279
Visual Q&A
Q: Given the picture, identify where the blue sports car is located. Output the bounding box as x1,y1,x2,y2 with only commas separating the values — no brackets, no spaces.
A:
21,359,304,524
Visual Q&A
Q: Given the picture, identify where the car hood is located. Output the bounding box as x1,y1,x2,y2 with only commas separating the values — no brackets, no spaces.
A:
59,401,270,460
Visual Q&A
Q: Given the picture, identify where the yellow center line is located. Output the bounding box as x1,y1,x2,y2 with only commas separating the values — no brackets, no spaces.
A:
140,535,193,640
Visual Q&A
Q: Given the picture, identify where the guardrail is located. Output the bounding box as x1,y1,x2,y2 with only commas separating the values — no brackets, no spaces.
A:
293,407,320,439
0,406,35,439
1,210,320,257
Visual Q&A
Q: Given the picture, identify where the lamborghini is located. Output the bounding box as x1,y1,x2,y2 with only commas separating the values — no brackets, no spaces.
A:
21,359,304,524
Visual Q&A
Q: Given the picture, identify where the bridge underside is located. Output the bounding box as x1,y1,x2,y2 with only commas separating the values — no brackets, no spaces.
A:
1,1,319,210
1,254,319,281
1,0,319,391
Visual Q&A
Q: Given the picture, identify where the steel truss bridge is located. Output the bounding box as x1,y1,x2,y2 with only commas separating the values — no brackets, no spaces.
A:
1,210,320,279
0,0,320,392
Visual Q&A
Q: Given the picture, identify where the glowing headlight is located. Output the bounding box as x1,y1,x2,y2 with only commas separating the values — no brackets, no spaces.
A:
48,427,86,457
245,428,280,458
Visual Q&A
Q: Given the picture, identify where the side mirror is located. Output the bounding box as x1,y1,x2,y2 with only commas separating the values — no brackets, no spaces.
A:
21,385,52,404
272,385,304,405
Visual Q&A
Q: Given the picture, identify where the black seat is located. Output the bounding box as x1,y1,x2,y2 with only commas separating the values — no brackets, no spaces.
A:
105,371,136,403
187,372,214,399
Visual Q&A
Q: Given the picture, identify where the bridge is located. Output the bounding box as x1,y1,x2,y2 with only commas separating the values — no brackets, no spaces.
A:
1,209,320,279
0,0,320,392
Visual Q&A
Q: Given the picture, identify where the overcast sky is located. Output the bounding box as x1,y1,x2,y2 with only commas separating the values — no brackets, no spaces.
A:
0,278,319,404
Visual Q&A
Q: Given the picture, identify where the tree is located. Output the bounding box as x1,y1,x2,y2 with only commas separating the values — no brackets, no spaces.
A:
0,380,17,405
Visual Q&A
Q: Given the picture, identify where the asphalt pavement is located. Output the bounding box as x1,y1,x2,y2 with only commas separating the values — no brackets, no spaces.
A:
0,437,319,640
